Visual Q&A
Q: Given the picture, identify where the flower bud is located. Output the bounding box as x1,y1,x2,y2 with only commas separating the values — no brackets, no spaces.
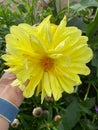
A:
43,110,49,116
11,118,20,128
45,96,53,102
54,115,62,121
32,107,43,118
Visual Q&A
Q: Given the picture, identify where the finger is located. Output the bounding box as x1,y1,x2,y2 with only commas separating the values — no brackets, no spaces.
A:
1,72,16,80
0,72,16,90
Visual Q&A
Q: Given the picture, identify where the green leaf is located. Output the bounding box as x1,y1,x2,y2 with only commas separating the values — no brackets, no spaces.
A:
87,9,98,38
80,0,98,7
57,122,64,130
71,0,98,12
17,4,27,13
73,124,82,130
68,17,87,32
80,119,98,130
62,98,81,130
79,105,92,115
92,49,98,77
79,98,95,115
83,97,95,109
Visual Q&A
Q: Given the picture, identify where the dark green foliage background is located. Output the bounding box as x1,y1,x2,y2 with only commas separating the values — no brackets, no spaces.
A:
0,0,98,129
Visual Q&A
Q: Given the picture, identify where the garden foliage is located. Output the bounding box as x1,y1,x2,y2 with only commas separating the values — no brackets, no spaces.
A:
0,0,98,130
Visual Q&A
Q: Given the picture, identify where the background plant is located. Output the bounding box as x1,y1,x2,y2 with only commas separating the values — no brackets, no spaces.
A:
0,0,98,130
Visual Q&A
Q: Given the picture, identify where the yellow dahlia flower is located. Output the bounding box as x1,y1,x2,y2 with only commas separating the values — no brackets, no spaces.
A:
2,15,93,102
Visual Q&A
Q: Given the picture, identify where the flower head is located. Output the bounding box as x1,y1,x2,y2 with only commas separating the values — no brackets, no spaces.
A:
2,15,93,103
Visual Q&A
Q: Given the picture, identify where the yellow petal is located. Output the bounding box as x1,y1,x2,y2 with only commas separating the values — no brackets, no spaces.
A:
39,15,51,26
53,16,67,45
36,81,42,96
55,39,67,52
69,63,90,75
49,53,71,68
23,69,43,98
42,72,51,97
5,34,24,55
11,79,25,91
72,36,88,46
11,79,21,86
49,72,62,101
56,66,81,85
29,34,46,53
2,55,22,66
57,75,74,93
10,26,31,50
37,15,52,49
16,69,30,82
71,47,93,63
41,87,47,104
55,55,71,67
18,23,36,35
54,29,81,50
50,24,57,36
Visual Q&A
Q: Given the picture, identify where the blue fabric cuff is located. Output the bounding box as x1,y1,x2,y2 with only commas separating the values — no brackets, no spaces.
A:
0,98,19,123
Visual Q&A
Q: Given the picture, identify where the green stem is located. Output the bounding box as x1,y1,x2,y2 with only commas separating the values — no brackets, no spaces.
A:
84,84,91,101
68,0,70,14
58,0,61,11
92,114,97,123
92,83,98,92
92,83,98,102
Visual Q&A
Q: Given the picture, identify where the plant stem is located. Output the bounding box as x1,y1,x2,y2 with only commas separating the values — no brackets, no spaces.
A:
84,84,91,101
68,0,70,14
92,114,97,123
58,0,61,11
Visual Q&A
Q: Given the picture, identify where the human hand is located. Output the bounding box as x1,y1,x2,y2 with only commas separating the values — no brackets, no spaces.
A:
0,72,24,107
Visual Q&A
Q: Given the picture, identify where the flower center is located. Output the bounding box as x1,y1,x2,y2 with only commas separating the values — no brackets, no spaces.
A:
40,56,54,72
